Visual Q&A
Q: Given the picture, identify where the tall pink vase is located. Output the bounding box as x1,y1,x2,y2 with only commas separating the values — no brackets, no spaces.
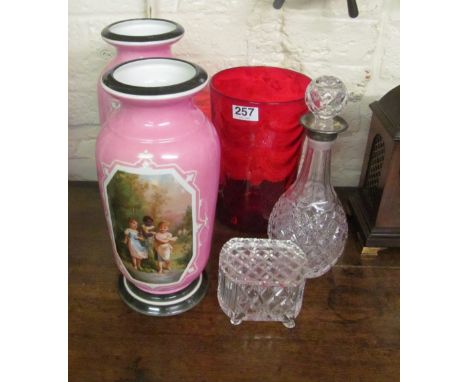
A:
96,58,220,316
97,18,184,126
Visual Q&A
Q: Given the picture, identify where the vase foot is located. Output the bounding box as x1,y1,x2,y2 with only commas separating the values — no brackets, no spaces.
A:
118,271,209,317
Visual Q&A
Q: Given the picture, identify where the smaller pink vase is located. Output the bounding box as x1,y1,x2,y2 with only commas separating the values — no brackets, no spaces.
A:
98,18,184,125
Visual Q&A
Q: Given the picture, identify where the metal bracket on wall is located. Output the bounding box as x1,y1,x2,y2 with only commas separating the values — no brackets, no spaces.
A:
273,0,286,9
273,0,359,18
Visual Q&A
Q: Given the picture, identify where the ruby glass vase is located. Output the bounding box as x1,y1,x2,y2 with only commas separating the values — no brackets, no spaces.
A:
210,66,311,232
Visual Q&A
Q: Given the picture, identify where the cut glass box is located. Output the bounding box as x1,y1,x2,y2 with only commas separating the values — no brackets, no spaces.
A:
217,238,308,328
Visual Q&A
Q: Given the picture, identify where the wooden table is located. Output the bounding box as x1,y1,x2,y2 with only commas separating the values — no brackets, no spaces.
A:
69,182,399,382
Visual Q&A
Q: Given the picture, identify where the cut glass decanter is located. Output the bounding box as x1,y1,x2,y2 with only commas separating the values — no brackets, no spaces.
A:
268,76,349,278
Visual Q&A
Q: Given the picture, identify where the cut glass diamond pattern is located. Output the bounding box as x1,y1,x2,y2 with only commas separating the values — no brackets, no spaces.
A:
268,197,347,278
217,238,307,328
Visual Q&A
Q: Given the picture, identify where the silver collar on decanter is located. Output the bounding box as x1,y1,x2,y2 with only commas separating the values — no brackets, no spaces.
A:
300,113,348,142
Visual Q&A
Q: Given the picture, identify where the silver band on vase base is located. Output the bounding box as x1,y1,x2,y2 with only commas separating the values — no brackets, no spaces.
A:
117,271,209,316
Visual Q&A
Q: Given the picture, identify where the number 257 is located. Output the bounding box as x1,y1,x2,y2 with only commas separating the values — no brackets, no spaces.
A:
234,106,254,117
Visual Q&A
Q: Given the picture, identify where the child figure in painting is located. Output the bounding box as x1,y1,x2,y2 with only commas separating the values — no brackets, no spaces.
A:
141,216,156,238
123,218,148,270
154,221,178,273
141,216,157,269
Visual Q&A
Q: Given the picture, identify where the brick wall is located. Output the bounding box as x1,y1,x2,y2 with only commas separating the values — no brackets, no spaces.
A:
68,0,400,186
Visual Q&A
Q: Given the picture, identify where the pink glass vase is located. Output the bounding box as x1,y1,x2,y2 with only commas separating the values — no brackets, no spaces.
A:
95,58,220,316
97,18,184,126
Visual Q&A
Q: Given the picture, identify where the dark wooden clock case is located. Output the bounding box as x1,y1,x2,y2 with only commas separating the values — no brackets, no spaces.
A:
348,86,400,252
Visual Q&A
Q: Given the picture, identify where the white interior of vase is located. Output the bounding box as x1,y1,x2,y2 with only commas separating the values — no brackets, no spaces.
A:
109,19,177,37
113,59,196,88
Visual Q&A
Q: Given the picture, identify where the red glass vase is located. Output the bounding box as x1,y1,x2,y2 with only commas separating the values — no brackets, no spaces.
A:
210,66,311,232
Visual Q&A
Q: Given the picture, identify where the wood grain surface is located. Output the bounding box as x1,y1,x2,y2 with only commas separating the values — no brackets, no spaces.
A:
69,182,399,382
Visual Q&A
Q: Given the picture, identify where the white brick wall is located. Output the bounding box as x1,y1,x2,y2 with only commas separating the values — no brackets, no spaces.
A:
68,0,400,186
68,0,147,180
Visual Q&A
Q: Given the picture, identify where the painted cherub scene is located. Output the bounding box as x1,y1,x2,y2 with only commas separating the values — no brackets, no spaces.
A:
107,170,194,284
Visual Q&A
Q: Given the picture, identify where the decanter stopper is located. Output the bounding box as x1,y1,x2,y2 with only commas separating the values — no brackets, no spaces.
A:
303,76,349,140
